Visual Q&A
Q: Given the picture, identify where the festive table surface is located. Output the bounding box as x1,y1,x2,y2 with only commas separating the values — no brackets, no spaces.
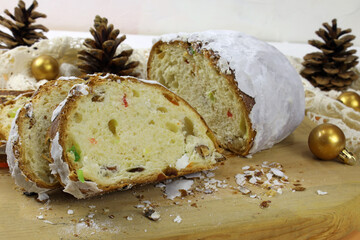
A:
0,117,359,240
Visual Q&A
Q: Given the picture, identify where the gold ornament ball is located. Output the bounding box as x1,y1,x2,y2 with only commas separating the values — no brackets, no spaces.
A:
308,123,345,161
337,91,360,112
31,55,59,81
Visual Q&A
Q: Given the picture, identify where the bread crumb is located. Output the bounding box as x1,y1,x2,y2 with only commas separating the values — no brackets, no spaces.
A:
173,215,182,223
292,186,306,192
250,194,257,198
316,190,328,195
238,186,251,195
270,168,285,178
191,203,198,208
265,189,277,197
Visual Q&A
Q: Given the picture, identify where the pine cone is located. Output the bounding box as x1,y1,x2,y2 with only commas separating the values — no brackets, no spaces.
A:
78,15,140,77
0,0,48,49
300,19,359,91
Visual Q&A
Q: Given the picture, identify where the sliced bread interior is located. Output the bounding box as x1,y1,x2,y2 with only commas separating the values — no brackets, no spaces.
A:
0,90,33,141
6,78,84,199
49,74,224,199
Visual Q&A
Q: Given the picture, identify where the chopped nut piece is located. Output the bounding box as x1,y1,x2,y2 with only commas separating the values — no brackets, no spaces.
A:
143,207,160,221
292,186,306,192
179,189,188,197
195,145,210,158
260,200,271,208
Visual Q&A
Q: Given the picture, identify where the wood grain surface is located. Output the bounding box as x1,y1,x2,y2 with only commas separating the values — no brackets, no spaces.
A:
0,117,359,240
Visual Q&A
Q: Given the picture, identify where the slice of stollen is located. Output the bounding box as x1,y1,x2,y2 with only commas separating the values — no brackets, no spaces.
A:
6,77,84,200
49,74,224,199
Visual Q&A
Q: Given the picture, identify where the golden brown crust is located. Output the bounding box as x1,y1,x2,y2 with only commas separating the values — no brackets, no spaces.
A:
49,74,223,194
147,40,256,156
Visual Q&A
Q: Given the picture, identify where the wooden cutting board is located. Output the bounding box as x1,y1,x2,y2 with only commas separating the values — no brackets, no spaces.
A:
0,117,359,240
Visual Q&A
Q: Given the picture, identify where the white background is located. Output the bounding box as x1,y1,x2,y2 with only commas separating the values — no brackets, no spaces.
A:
0,0,359,46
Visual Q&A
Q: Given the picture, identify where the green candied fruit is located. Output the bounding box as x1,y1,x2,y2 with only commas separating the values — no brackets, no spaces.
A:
8,107,20,118
188,46,195,55
77,169,85,183
208,91,216,102
69,145,80,162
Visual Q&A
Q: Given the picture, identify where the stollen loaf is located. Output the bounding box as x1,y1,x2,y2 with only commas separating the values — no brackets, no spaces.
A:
147,30,305,156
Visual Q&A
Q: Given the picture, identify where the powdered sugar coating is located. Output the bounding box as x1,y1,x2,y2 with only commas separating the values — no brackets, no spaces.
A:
157,30,305,155
175,154,189,170
6,108,49,200
88,73,165,88
24,103,33,118
49,132,102,199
